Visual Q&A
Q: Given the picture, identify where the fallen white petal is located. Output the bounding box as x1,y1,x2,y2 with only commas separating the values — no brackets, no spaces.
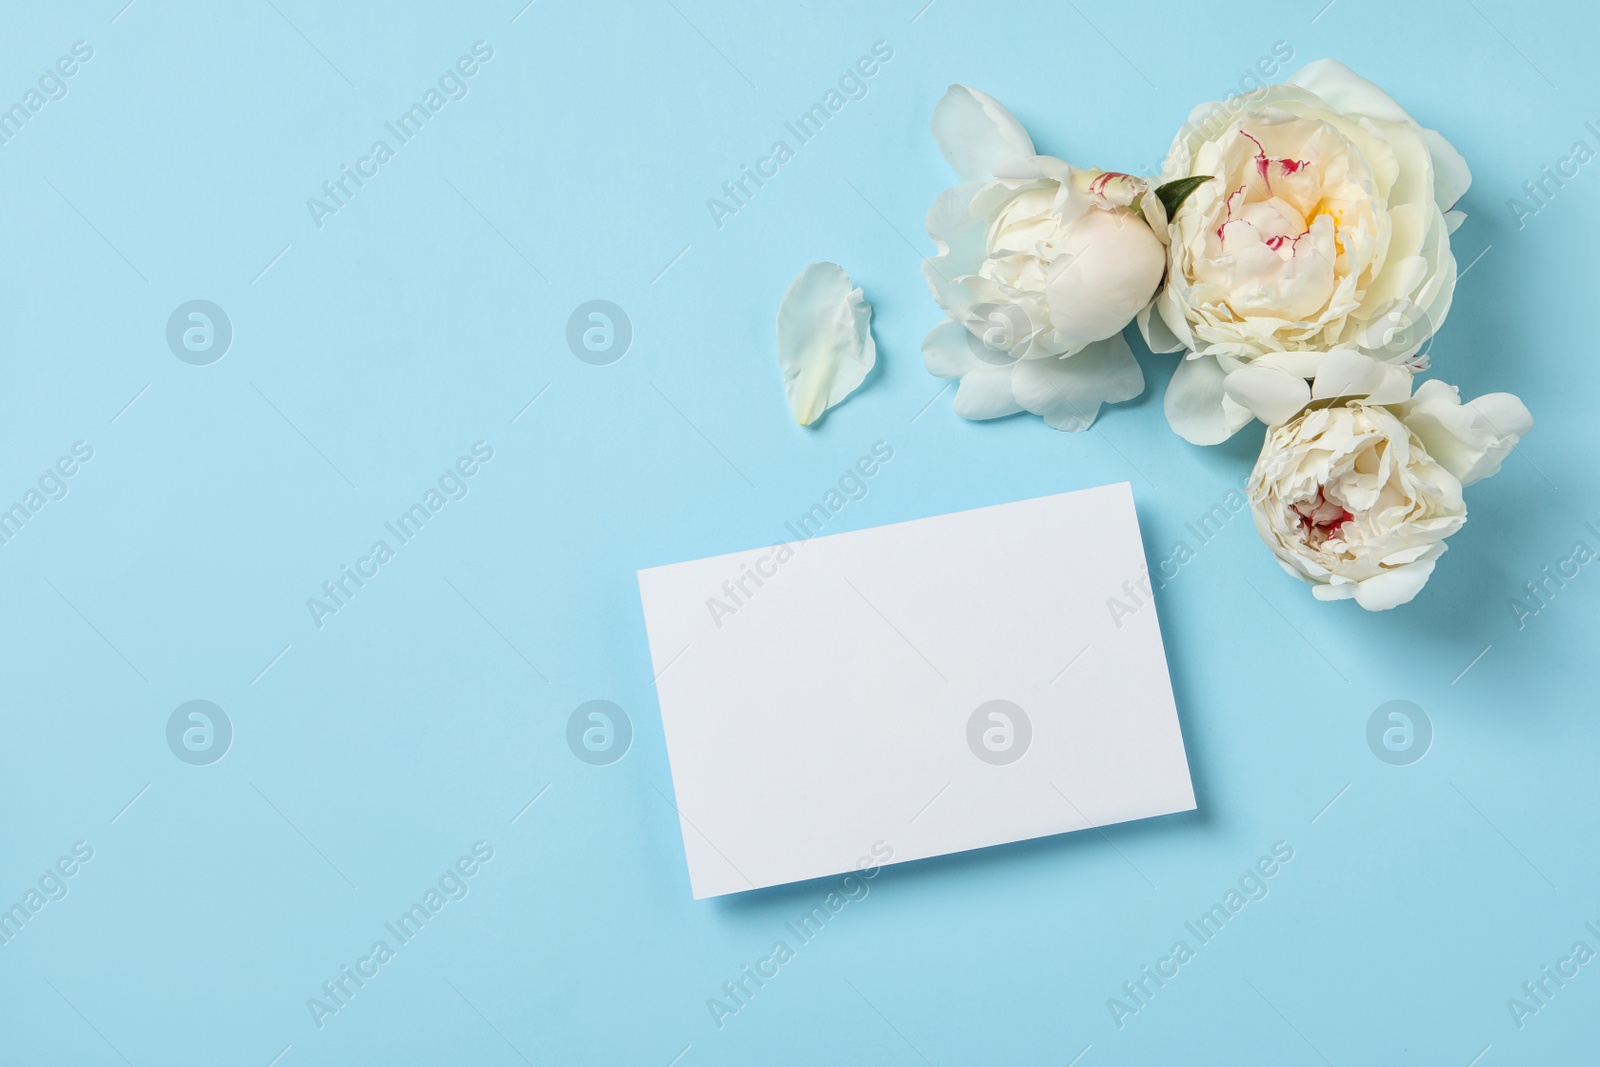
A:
777,262,876,426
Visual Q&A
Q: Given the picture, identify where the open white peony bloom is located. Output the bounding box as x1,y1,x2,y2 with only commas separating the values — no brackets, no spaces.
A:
1247,351,1531,610
921,85,1166,431
1147,60,1472,445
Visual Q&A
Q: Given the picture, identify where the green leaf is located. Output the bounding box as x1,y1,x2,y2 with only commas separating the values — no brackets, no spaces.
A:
1154,175,1214,219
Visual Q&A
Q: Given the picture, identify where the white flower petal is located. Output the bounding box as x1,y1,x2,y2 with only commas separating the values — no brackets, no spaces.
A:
1010,333,1144,432
1402,212,1459,352
1467,390,1535,441
1138,300,1185,354
1224,365,1312,426
1423,127,1472,212
921,319,984,380
1310,348,1411,404
1286,59,1414,124
1165,353,1254,444
1155,286,1198,352
993,153,1069,183
921,258,980,332
1352,559,1437,610
1399,379,1534,487
924,180,988,275
776,262,876,426
930,84,1036,182
1250,350,1331,380
950,368,1022,420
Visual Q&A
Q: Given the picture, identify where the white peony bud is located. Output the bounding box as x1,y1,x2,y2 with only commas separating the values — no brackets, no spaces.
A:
918,85,1165,431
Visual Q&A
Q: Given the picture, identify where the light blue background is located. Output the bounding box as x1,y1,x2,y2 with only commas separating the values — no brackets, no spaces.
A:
1,0,1594,1063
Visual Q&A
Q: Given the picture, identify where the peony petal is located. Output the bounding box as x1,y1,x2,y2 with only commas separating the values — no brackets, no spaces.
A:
1164,352,1254,445
1010,333,1144,432
1423,128,1472,212
923,181,988,275
1286,59,1414,124
776,262,876,426
1310,349,1410,403
1250,350,1332,380
1351,559,1437,610
1223,365,1312,426
1357,206,1427,310
1383,209,1458,358
1400,379,1533,487
921,258,980,330
1137,300,1185,354
1465,391,1535,452
950,368,1022,420
993,153,1068,183
921,319,983,380
930,84,1036,182
1153,286,1198,352
1378,542,1438,568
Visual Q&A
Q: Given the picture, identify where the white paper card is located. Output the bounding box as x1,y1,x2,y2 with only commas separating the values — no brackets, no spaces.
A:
636,482,1195,898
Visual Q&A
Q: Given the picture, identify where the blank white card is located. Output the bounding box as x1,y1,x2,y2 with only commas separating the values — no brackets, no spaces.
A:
636,482,1195,898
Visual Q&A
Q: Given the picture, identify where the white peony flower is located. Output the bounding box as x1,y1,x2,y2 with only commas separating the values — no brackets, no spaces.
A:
1146,60,1472,445
1247,351,1531,610
920,84,1166,431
